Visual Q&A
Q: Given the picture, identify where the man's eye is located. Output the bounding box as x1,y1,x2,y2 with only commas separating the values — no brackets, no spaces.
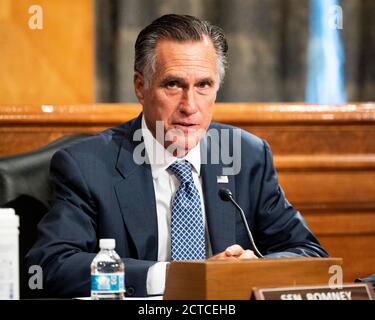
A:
197,81,211,89
165,81,179,89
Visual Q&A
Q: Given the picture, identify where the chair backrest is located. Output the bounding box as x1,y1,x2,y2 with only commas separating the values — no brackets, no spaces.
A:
0,134,91,299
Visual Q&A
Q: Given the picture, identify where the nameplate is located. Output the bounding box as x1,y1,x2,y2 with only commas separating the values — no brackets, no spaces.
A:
253,283,374,300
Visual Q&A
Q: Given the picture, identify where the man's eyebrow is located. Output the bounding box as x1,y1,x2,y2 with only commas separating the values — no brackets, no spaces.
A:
196,77,215,85
160,76,185,85
160,76,216,87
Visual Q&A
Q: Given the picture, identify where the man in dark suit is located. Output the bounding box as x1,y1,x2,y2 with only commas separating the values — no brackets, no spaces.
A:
26,14,327,298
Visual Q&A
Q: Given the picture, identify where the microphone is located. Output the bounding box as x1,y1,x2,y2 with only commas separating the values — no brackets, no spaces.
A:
218,188,263,258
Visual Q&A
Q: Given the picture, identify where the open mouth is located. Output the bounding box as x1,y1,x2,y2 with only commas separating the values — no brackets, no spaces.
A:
172,122,199,132
174,122,196,127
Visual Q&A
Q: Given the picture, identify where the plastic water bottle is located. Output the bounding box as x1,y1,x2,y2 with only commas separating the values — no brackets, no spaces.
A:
90,239,125,300
0,208,20,300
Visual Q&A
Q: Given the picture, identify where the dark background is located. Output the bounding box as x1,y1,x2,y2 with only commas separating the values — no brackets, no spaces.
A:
95,0,375,103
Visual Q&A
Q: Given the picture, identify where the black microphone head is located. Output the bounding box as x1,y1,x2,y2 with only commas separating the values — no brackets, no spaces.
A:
218,188,233,202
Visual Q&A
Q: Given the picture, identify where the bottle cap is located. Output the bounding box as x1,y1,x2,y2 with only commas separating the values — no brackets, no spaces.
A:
0,208,19,228
99,238,115,250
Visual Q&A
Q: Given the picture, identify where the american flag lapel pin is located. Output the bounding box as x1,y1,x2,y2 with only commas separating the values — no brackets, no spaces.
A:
217,175,229,184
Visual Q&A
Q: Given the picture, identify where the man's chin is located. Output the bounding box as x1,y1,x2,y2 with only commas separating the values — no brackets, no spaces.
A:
165,132,203,157
167,128,204,143
165,141,194,158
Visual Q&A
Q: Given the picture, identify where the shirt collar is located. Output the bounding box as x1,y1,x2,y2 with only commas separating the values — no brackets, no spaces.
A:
141,115,201,179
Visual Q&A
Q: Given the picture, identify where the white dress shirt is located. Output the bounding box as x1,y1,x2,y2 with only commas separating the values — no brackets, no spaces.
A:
141,116,212,295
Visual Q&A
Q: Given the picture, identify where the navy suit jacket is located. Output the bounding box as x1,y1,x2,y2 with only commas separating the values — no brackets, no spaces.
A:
26,114,328,298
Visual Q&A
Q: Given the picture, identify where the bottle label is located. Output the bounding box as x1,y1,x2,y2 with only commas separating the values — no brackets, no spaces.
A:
0,235,19,300
91,273,125,293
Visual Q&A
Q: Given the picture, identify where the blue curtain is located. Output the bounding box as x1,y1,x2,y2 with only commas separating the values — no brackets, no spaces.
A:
306,0,347,104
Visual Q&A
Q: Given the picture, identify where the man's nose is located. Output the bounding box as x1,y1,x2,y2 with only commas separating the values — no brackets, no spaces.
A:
179,88,198,115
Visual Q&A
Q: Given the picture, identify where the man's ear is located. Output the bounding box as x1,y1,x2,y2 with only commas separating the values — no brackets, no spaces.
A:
134,71,145,104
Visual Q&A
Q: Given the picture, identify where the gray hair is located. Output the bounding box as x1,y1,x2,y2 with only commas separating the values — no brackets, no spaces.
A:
134,14,228,88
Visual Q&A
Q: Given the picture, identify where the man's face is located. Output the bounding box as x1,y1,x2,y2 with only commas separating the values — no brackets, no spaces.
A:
134,37,218,156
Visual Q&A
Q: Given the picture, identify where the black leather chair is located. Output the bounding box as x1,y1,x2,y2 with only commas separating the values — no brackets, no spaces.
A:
0,134,90,299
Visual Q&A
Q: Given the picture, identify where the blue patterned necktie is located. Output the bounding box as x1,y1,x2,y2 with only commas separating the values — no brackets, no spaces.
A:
168,160,206,260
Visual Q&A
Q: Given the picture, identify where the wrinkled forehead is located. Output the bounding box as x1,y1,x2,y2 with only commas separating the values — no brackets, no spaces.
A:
153,38,217,74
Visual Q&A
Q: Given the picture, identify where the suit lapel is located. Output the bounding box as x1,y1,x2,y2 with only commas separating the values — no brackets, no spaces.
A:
114,115,158,261
200,133,236,255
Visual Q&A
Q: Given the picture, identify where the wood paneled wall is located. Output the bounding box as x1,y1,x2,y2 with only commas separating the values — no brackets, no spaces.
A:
0,0,94,104
1,103,374,282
